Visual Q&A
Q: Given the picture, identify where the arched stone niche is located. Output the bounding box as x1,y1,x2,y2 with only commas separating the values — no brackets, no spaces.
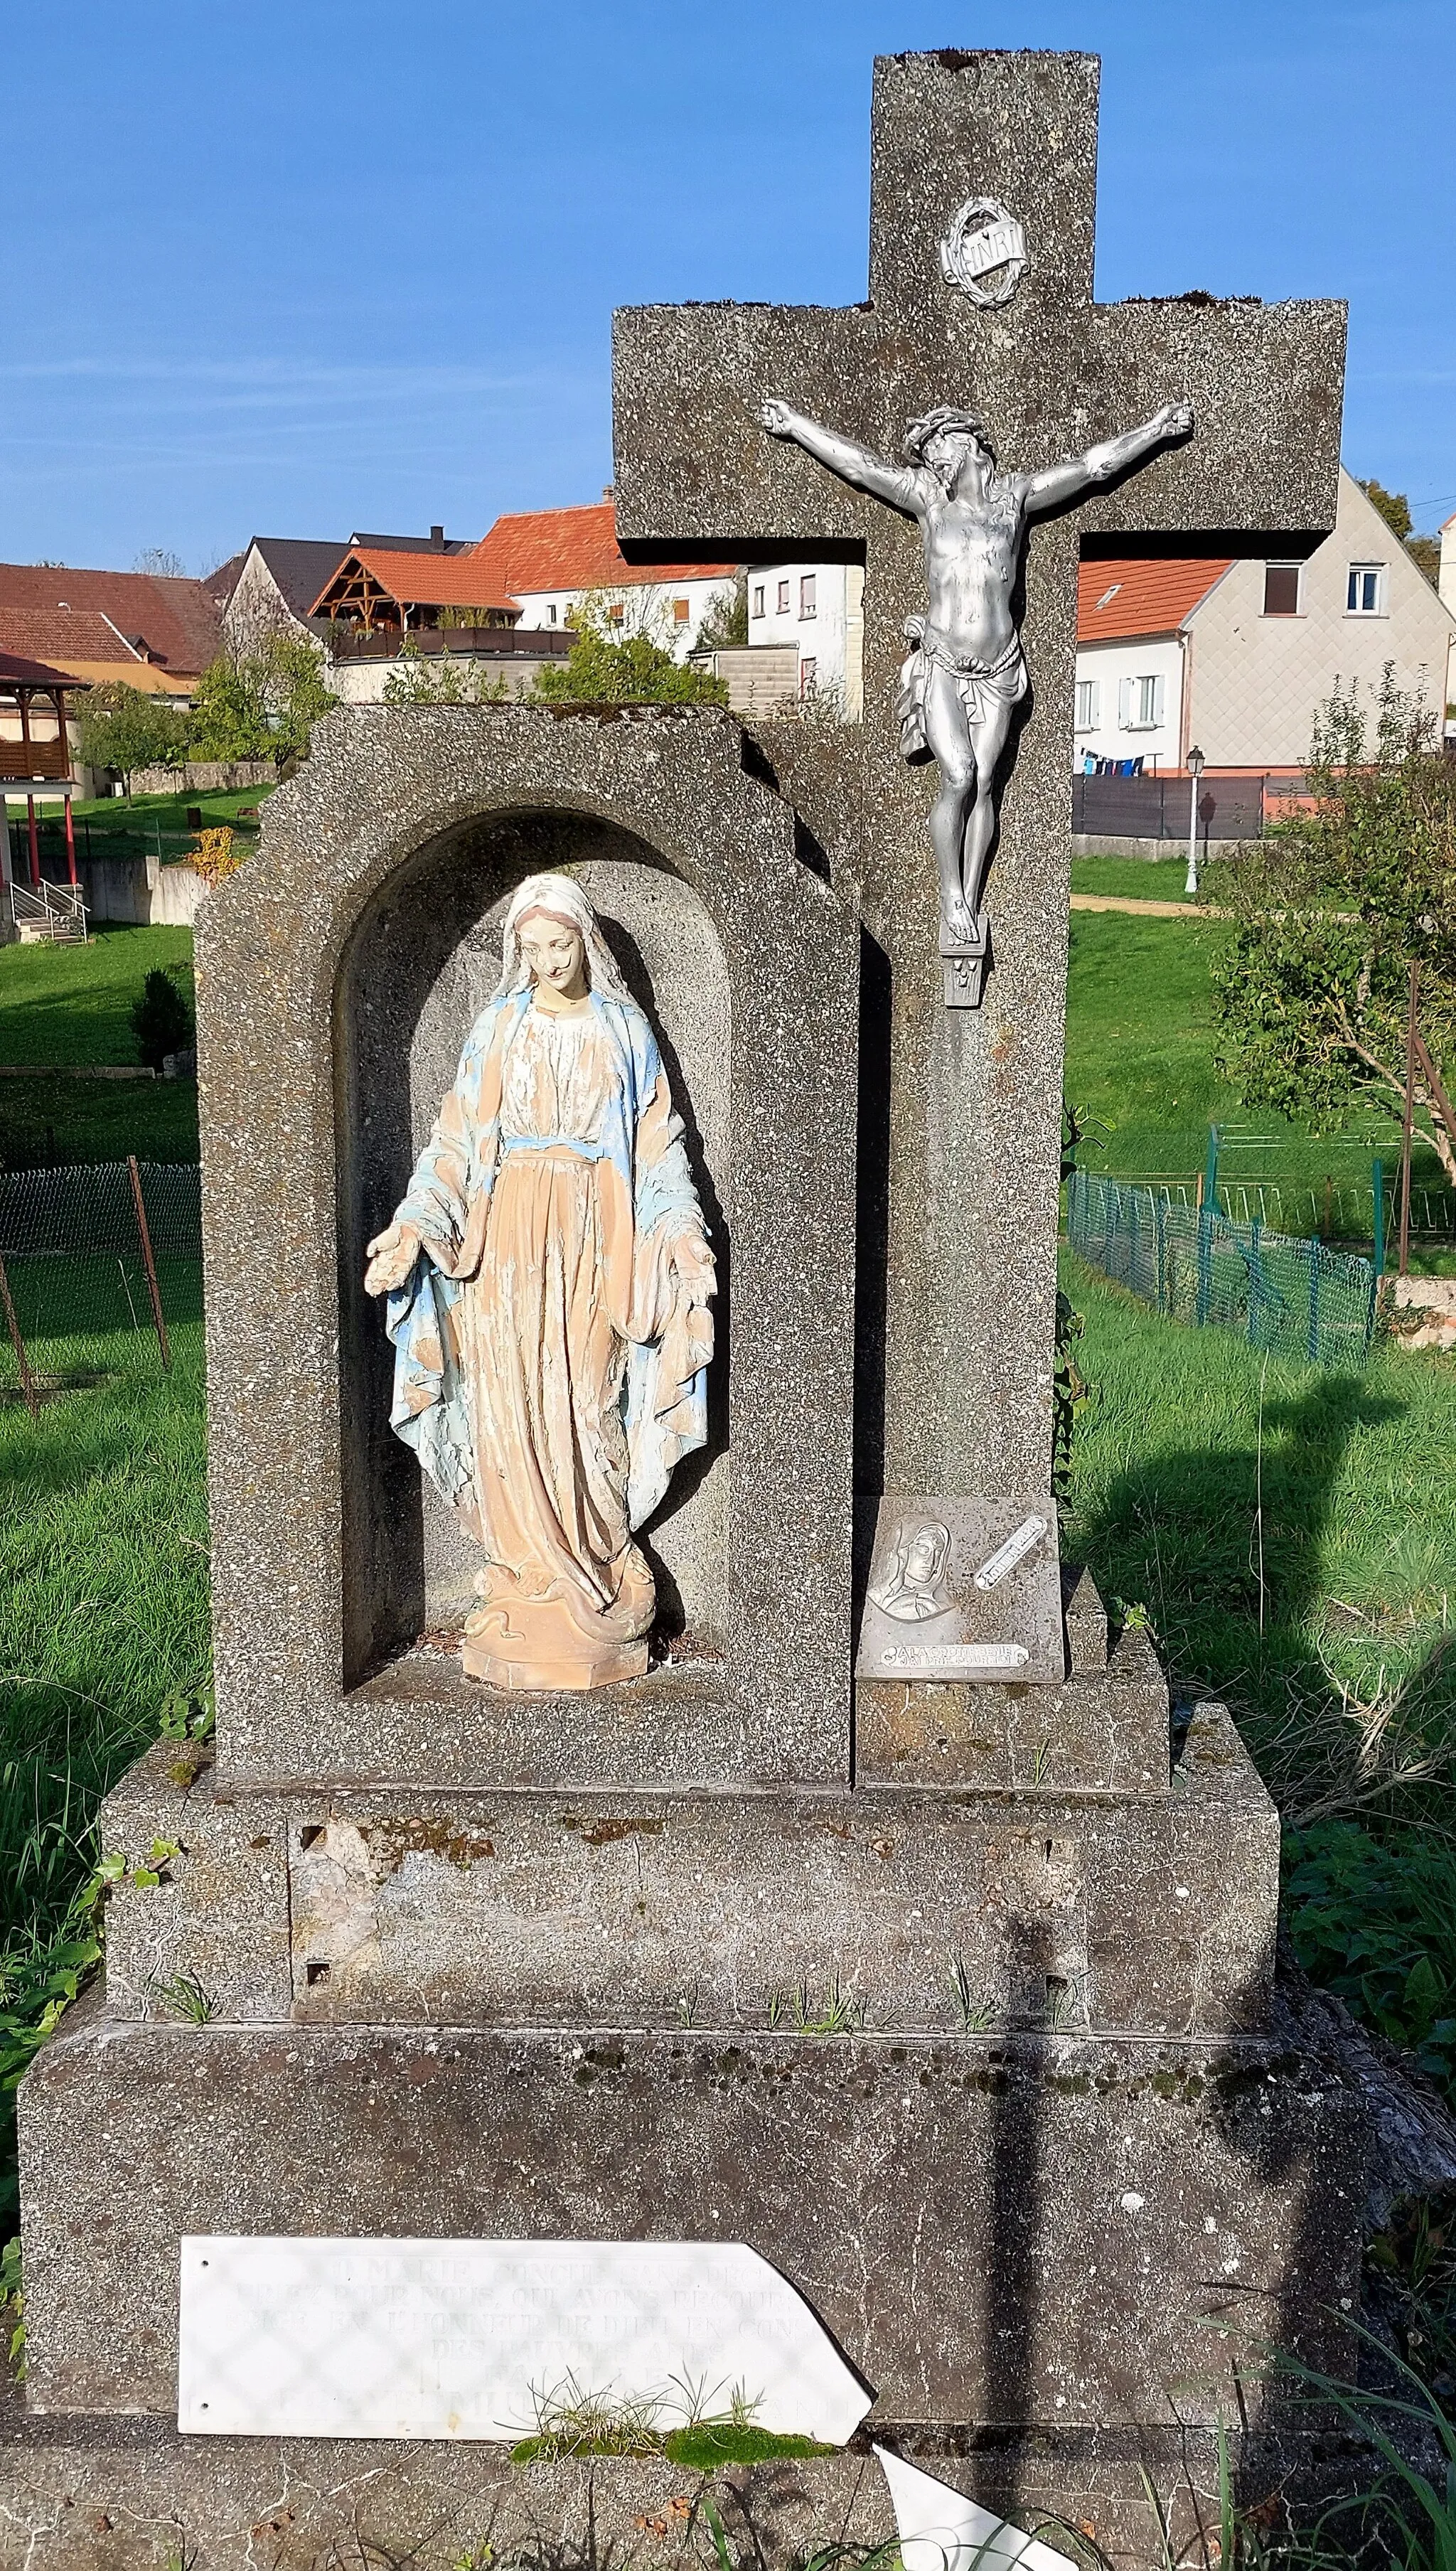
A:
336,810,732,1679
197,705,860,1788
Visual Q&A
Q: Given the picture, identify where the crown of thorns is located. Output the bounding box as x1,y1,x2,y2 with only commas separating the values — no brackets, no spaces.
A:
903,407,993,460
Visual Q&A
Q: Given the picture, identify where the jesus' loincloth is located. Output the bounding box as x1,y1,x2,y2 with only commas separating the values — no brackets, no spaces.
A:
896,616,1029,764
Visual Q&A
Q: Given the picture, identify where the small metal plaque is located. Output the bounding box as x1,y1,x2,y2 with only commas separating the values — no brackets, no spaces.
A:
857,1497,1064,1684
940,197,1029,307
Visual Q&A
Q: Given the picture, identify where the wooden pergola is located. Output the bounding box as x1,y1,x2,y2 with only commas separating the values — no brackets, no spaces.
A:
0,648,85,885
311,547,520,636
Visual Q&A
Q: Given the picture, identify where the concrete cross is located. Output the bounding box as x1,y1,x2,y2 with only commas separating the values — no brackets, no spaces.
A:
614,50,1345,1502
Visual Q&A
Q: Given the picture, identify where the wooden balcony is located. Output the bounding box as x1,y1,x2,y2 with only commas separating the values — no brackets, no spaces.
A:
0,738,70,782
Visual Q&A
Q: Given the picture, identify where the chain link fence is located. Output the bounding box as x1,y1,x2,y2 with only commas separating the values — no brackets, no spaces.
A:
1066,1167,1378,1367
0,1160,201,1403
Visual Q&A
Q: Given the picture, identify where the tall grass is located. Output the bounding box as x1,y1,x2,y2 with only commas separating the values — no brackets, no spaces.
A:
1063,1254,1456,2075
0,1322,208,1952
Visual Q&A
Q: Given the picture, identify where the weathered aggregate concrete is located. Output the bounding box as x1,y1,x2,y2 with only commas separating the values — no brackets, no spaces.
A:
613,50,1346,1502
97,1701,1273,2038
196,704,860,1790
0,2385,1273,2571
20,1988,1365,2427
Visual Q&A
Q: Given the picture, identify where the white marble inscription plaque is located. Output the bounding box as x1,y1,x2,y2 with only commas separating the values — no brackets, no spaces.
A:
178,2238,872,2443
877,2446,1076,2571
857,1496,1064,1685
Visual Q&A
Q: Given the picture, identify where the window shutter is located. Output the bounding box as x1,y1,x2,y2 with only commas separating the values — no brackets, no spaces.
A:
1150,675,1165,726
1118,677,1133,728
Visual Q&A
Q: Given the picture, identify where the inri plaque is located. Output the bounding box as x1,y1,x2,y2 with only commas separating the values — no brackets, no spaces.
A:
857,1497,1064,1685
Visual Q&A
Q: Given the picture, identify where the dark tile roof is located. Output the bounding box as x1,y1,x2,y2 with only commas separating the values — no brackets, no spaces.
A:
247,538,352,620
348,531,476,555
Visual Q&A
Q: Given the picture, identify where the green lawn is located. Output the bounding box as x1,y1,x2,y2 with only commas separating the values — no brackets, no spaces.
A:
0,1315,208,2220
1071,852,1236,902
1064,1254,1456,2091
0,923,192,1065
1065,904,1442,1228
0,924,198,1165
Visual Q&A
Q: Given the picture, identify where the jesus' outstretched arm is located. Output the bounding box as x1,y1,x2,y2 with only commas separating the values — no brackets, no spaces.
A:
760,398,923,515
1021,402,1194,517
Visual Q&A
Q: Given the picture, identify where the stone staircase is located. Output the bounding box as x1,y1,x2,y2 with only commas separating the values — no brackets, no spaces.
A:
9,880,88,943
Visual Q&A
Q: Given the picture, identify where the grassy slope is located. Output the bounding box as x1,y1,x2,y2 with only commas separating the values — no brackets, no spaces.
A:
1065,902,1437,1200
0,924,198,1165
1064,1255,1456,2083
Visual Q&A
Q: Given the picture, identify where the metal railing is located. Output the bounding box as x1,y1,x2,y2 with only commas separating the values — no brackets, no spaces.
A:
1071,772,1267,840
7,880,87,941
1066,1166,1378,1367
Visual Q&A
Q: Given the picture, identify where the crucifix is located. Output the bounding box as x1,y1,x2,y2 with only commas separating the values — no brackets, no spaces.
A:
614,49,1344,1502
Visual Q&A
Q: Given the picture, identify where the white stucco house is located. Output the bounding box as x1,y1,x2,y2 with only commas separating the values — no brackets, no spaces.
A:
1074,466,1456,774
470,496,737,663
744,562,866,715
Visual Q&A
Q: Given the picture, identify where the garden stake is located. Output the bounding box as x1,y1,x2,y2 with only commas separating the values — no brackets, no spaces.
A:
128,1154,171,1372
0,1256,40,1417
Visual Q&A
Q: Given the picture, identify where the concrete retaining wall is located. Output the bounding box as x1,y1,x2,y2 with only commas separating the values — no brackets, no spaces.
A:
80,853,208,927
127,759,277,796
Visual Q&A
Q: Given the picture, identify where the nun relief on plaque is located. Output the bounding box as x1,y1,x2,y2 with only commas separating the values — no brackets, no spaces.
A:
364,874,716,1692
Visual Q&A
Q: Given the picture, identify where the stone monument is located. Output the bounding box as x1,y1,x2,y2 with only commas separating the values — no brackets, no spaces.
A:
7,48,1436,2571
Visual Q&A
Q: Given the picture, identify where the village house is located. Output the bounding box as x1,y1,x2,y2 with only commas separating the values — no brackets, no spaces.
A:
1072,465,1456,777
743,560,866,714
0,562,220,703
466,493,737,660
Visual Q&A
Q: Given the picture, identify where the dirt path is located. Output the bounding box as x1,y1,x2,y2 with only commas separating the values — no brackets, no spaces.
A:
1069,892,1228,918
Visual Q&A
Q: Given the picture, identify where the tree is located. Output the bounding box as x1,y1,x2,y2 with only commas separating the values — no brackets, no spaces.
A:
188,634,337,762
1356,479,1440,590
1358,478,1413,542
133,546,187,579
75,683,188,795
131,968,194,1071
533,592,728,707
1214,668,1456,1180
692,574,749,654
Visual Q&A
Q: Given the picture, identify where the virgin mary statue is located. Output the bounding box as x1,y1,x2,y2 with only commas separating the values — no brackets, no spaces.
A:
364,873,715,1691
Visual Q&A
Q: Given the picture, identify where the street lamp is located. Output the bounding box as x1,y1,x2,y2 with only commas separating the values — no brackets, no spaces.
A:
1184,744,1206,899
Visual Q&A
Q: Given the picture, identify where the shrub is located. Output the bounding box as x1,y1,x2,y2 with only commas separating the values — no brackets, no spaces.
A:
130,968,193,1071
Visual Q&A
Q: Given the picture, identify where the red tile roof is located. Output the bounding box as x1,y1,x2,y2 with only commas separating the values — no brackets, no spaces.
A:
311,547,518,616
0,608,141,670
1078,557,1232,642
0,564,221,675
470,502,735,599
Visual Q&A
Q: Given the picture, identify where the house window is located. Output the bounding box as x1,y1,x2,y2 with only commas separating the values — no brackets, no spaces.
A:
1263,562,1302,616
751,584,765,618
800,574,817,619
673,597,690,624
608,601,625,625
1118,673,1164,730
1074,678,1100,732
1347,563,1385,614
547,604,557,624
777,579,790,614
800,656,818,697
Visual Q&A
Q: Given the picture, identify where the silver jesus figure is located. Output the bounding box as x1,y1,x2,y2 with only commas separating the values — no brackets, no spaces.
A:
760,395,1194,967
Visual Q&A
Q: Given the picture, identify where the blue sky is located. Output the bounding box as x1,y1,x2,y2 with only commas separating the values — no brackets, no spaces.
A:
5,0,1452,572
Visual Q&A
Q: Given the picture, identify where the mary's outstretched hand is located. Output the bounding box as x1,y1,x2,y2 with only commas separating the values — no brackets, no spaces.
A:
364,1220,421,1298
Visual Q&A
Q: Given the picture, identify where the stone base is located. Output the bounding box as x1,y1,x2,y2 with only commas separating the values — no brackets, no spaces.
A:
20,1990,1367,2429
95,1702,1275,2038
0,2384,1344,2571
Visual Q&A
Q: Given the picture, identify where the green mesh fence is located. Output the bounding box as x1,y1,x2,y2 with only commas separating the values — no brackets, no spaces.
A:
1066,1167,1378,1367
